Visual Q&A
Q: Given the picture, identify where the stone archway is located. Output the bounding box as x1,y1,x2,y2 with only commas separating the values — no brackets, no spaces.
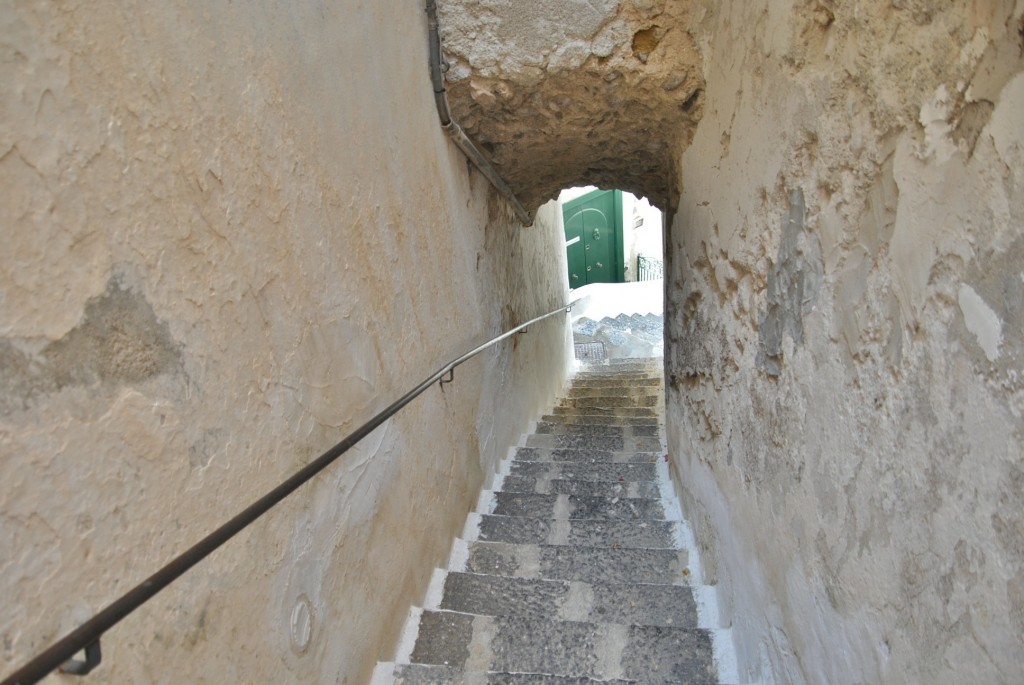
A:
437,0,705,212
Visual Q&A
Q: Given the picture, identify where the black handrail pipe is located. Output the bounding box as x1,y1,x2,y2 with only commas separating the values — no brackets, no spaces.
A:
1,301,576,685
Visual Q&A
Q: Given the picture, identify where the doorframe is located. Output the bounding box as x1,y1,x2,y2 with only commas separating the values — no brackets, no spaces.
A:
561,188,625,284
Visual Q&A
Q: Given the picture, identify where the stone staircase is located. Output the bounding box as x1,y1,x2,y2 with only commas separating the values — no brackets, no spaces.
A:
573,314,664,361
372,359,735,684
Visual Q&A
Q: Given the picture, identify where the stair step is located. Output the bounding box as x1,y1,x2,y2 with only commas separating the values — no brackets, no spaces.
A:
508,459,658,482
535,422,661,439
534,423,624,436
488,492,667,521
471,514,681,548
524,432,663,452
569,377,661,388
550,405,659,417
409,611,716,683
587,358,660,368
464,541,690,585
499,474,660,499
392,664,636,684
512,446,664,464
558,395,661,408
565,386,662,399
439,572,700,628
572,372,657,381
539,414,660,427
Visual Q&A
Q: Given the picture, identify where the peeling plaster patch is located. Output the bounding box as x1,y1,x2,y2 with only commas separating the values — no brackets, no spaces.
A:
988,73,1024,169
757,189,823,375
44,277,183,387
919,85,958,163
958,284,1003,362
0,276,183,415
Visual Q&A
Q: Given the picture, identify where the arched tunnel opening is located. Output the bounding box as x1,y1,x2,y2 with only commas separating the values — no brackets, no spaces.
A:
550,185,666,362
435,0,702,215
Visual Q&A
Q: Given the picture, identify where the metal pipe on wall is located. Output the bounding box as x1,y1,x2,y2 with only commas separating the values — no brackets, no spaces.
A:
425,0,533,226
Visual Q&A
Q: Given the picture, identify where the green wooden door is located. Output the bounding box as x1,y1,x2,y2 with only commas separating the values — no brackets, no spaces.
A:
563,189,624,287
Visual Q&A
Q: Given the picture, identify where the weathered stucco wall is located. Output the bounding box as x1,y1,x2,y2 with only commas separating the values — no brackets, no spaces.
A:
666,1,1024,683
0,2,571,683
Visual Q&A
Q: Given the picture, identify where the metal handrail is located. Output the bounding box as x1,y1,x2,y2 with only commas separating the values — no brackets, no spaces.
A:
1,300,577,685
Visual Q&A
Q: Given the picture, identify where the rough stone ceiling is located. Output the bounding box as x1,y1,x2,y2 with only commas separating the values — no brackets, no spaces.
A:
438,0,705,213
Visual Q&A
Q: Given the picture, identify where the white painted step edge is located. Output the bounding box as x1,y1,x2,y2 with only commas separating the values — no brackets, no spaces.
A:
423,567,448,610
710,627,742,685
693,583,742,683
657,460,702,582
475,489,497,516
657,458,745,683
483,445,519,494
392,605,423,666
369,661,396,685
461,512,483,542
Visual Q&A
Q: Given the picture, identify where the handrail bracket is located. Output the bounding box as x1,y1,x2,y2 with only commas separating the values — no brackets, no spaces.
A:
59,640,102,676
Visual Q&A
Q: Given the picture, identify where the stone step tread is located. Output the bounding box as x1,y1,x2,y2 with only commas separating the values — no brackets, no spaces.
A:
499,475,661,499
564,387,661,396
438,571,699,628
551,406,659,417
535,422,662,438
565,387,663,398
409,611,716,683
535,423,625,436
512,446,665,465
592,360,662,367
471,514,681,549
508,459,659,482
568,377,661,387
488,491,669,522
524,433,664,452
539,414,661,427
392,664,641,684
557,395,662,408
577,363,661,371
572,373,660,381
464,541,691,585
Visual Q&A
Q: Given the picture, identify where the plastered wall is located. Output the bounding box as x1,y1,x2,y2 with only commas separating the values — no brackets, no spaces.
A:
0,2,571,683
666,1,1024,683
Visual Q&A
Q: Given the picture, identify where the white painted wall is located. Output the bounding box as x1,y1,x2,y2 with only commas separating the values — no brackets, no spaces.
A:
621,192,664,282
0,2,571,683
